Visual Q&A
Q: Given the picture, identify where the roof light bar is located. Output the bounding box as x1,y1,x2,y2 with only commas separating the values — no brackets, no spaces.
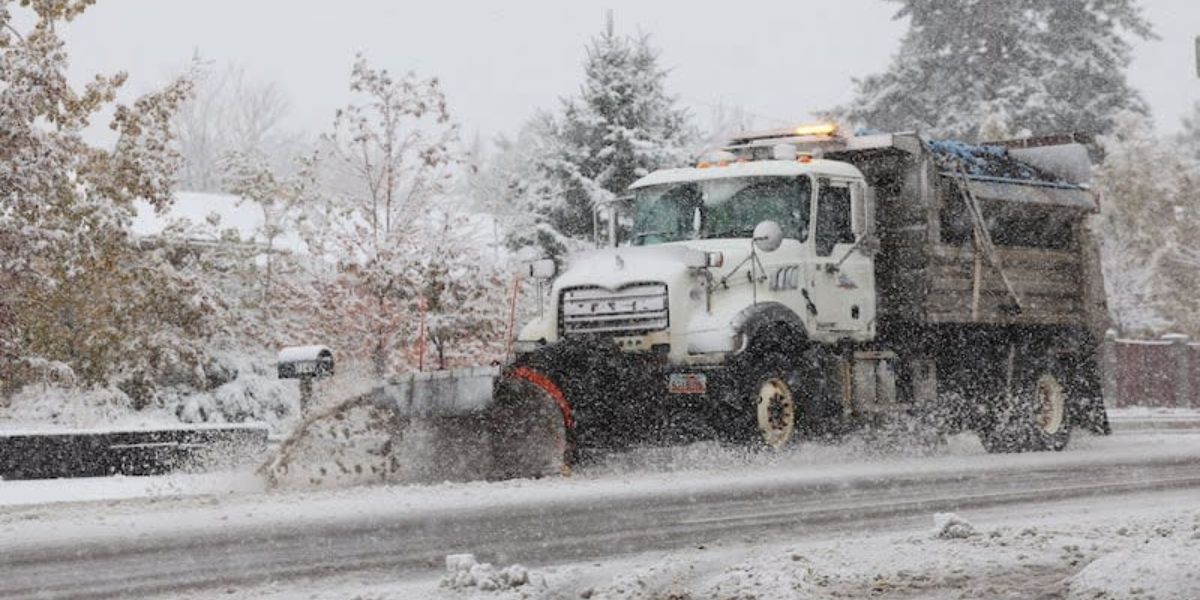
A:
793,123,838,137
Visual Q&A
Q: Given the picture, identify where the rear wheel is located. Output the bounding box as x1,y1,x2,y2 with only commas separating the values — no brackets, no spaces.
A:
980,356,1072,453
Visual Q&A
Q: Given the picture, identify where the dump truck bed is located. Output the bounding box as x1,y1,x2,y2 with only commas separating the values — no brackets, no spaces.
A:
729,131,1108,335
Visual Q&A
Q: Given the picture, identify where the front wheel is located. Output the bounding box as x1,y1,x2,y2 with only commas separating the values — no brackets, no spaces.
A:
715,350,811,451
755,373,798,448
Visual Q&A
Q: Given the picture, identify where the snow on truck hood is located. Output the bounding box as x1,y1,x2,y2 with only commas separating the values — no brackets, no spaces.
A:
630,159,864,189
554,244,707,291
554,241,759,294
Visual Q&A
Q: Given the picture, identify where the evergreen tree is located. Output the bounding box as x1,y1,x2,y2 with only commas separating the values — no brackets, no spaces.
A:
842,0,1155,140
468,116,572,256
538,24,696,245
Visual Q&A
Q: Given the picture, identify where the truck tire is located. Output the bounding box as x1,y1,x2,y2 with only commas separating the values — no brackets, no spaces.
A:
717,340,837,449
979,357,1072,453
753,353,802,448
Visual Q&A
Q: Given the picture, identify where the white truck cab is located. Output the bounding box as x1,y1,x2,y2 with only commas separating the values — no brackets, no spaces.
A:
517,151,878,366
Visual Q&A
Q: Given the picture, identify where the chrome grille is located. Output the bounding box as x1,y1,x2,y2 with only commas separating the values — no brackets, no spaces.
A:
560,283,669,336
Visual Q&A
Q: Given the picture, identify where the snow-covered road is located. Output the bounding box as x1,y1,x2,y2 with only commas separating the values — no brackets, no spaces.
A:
2,429,1199,599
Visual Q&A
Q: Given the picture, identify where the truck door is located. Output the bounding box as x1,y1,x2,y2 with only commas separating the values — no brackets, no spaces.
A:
807,178,876,339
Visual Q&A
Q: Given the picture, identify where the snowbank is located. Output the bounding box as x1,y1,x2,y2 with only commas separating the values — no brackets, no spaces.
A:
0,350,300,435
0,470,264,507
0,384,178,432
1069,538,1200,599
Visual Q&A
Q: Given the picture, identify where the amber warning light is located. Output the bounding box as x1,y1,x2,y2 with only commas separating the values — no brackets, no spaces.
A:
793,123,838,137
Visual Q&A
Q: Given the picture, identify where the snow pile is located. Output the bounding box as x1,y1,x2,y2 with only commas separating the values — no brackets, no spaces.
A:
440,553,537,592
1068,538,1200,599
700,552,817,600
1,384,178,431
574,550,817,600
1,350,298,435
933,512,977,539
164,350,299,433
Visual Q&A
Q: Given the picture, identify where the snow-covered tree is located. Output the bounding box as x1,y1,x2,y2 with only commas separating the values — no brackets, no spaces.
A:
409,212,511,370
222,149,318,325
536,25,696,248
841,0,1155,140
174,61,302,192
305,55,462,376
1093,113,1196,335
0,0,224,401
466,117,568,255
1178,101,1200,162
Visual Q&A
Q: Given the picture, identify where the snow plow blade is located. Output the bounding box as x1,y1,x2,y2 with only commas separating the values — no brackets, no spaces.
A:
364,366,504,418
364,366,571,480
262,365,571,486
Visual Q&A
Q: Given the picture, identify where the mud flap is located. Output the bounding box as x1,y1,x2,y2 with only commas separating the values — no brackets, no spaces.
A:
1066,353,1111,435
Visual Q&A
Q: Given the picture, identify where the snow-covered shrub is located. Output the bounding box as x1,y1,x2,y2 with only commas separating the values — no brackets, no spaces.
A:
162,350,298,432
1094,112,1200,336
2,384,156,430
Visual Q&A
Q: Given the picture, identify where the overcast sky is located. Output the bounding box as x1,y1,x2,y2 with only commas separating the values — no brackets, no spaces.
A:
59,0,1200,146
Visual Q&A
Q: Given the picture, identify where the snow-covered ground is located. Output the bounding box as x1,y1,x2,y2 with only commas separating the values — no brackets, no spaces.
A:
0,468,266,507
2,430,1199,599
164,488,1200,600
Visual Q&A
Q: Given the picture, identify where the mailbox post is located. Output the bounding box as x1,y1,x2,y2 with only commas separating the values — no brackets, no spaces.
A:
277,345,334,413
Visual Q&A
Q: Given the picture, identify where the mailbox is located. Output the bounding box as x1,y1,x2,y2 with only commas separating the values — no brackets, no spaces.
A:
277,345,334,379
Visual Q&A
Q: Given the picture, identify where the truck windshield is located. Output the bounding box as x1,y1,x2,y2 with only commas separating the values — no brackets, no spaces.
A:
630,176,811,246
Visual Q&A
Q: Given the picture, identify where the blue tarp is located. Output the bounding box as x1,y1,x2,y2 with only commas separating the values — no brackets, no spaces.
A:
923,138,1070,186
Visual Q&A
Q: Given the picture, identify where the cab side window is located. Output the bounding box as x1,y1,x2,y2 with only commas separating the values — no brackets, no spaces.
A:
815,179,854,257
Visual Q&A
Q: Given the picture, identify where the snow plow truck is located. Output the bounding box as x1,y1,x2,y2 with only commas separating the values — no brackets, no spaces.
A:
297,125,1112,479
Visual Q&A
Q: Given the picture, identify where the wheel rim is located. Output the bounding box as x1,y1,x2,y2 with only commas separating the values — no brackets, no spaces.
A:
1033,373,1065,435
756,377,796,448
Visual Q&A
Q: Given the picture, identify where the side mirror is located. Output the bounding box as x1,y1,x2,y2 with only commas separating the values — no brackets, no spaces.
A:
525,258,557,280
753,220,784,253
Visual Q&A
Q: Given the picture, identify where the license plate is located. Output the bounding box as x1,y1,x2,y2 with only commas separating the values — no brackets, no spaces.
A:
668,373,706,394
